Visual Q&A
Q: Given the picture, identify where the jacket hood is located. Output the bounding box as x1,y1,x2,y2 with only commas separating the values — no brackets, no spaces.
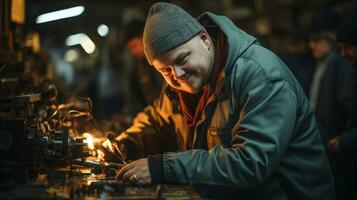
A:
198,12,258,73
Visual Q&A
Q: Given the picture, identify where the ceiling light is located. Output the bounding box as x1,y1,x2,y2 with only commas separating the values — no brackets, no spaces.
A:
97,24,109,37
65,33,96,54
36,6,85,24
80,35,96,54
65,33,84,46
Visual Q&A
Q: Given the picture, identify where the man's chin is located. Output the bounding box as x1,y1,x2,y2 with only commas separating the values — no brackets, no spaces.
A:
172,82,204,94
177,87,201,94
187,85,204,94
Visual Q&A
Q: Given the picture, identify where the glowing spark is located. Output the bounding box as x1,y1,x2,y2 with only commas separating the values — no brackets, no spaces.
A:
82,132,94,150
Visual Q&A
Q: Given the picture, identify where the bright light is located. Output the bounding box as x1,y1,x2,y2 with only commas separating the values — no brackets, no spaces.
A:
97,24,109,37
65,33,96,54
65,33,84,46
36,6,85,24
82,133,94,150
80,35,96,54
64,49,79,62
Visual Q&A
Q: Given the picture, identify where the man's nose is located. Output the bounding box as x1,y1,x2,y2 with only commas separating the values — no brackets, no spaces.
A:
172,66,185,79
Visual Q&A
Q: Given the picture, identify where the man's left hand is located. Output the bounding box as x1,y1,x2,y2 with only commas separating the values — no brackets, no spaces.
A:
117,158,152,185
328,136,341,152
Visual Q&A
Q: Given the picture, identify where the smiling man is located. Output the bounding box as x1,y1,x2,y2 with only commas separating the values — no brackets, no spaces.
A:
151,30,215,94
103,2,335,199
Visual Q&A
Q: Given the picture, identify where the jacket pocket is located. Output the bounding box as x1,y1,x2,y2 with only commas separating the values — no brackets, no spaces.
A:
207,125,234,149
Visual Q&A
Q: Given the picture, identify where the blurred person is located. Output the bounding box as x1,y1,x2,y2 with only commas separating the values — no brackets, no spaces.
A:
308,8,355,200
280,31,315,95
336,8,357,200
100,2,335,199
97,38,126,118
121,19,164,114
337,9,357,66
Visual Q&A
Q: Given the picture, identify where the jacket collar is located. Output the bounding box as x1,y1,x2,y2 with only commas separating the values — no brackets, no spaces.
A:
198,12,258,74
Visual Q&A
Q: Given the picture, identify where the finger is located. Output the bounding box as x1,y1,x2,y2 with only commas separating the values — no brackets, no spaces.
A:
122,168,137,183
129,175,138,184
117,162,135,180
136,179,148,186
136,179,145,185
117,163,126,171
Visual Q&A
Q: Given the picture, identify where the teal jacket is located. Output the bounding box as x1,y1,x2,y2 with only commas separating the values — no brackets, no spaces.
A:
116,12,335,199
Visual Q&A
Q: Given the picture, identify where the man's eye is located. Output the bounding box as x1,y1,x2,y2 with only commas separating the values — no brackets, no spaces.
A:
177,58,187,65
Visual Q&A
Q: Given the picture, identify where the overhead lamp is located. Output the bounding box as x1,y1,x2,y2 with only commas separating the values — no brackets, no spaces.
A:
36,6,85,24
97,24,109,37
65,33,96,54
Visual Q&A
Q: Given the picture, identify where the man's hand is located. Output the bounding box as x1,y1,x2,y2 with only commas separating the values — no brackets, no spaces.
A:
328,136,341,152
116,158,152,185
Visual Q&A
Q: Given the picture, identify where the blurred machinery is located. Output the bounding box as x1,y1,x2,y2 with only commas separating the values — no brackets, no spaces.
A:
0,45,93,187
1,0,93,184
1,0,97,195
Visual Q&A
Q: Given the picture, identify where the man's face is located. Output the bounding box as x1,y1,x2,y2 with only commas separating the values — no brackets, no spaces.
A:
309,38,331,59
338,43,357,65
152,32,215,94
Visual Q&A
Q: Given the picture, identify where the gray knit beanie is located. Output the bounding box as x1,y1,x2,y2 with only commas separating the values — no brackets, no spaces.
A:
143,2,203,65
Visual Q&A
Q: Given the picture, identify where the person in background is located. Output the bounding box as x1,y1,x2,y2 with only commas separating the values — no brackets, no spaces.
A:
280,30,315,95
121,19,164,114
335,8,357,200
100,2,335,199
97,37,126,118
307,8,355,200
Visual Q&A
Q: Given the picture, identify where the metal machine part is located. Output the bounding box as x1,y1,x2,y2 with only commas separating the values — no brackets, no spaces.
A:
0,91,91,189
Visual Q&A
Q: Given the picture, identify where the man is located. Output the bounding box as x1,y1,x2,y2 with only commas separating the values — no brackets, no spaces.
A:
335,9,357,200
307,8,354,200
101,2,335,199
337,9,357,66
280,30,315,95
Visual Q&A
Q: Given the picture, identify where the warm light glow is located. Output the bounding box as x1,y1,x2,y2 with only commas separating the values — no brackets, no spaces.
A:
65,33,96,54
97,24,109,37
82,133,94,150
36,6,85,24
64,49,79,62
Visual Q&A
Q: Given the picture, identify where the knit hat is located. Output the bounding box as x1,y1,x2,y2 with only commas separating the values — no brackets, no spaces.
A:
309,8,340,35
336,9,357,45
143,2,203,65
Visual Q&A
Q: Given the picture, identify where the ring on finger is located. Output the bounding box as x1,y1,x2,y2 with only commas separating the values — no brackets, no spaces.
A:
132,174,138,182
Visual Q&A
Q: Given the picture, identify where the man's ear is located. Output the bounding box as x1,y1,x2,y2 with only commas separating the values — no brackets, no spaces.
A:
200,30,211,50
